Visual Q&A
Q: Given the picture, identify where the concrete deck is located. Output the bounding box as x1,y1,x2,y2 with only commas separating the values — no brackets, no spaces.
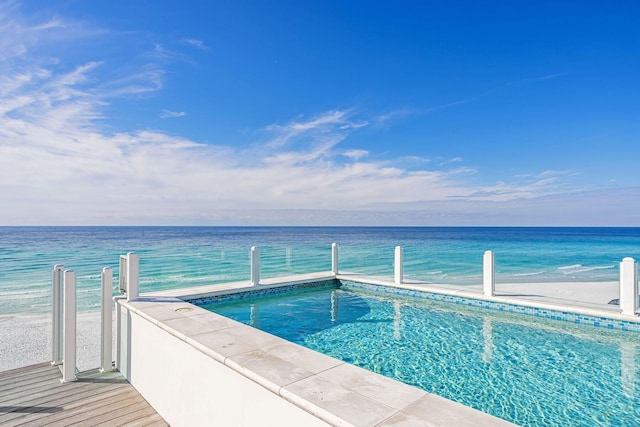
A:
0,363,167,427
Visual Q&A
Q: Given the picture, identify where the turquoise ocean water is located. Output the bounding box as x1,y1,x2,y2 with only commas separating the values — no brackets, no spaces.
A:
1,226,639,315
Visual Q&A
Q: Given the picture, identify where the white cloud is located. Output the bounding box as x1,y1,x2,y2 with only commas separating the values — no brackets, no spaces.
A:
0,53,601,225
343,149,369,160
0,3,625,226
373,108,417,125
440,157,463,166
184,38,208,50
160,109,186,119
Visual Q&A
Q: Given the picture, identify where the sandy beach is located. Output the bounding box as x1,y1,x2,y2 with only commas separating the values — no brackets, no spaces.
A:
0,310,114,372
0,280,622,374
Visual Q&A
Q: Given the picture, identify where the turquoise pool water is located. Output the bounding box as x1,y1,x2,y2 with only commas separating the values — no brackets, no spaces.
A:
201,285,640,427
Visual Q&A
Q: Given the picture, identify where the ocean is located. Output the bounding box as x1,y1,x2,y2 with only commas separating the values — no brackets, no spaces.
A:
1,226,639,315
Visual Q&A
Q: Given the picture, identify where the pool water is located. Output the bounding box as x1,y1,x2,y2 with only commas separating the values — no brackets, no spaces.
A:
201,285,640,427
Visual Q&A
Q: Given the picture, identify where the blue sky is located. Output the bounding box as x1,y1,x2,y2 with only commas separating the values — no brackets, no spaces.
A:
1,0,639,225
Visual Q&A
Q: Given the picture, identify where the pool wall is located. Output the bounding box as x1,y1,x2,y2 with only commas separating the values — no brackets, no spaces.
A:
337,279,640,332
120,302,332,427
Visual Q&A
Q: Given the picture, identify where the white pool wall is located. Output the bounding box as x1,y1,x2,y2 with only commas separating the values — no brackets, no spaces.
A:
123,304,331,427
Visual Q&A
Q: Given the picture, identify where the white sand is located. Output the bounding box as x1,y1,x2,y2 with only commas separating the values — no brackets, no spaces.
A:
0,281,623,373
0,310,114,373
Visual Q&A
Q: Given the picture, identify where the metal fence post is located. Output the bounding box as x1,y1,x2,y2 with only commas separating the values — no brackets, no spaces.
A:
620,257,638,316
332,243,339,276
61,270,77,383
101,267,113,372
483,250,495,297
126,252,139,302
250,246,260,286
394,246,403,284
51,265,64,365
115,297,122,371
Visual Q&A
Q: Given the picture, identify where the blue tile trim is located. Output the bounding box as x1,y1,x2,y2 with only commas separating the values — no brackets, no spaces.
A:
186,279,339,305
339,280,640,333
188,277,639,333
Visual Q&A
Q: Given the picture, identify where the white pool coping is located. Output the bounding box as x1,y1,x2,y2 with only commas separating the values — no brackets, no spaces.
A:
123,272,638,426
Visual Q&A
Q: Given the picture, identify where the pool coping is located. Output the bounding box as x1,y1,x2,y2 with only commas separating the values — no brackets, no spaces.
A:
122,272,638,426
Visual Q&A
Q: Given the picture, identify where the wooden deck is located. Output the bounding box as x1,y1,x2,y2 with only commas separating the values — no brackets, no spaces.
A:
0,363,168,426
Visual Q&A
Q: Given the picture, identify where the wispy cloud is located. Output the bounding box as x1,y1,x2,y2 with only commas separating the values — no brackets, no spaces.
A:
512,73,568,85
263,110,366,150
160,109,186,119
342,149,369,160
440,157,463,166
373,108,417,125
0,59,588,224
0,3,605,225
183,38,209,51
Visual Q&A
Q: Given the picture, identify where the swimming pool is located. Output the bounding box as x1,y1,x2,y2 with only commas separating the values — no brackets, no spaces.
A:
196,282,639,427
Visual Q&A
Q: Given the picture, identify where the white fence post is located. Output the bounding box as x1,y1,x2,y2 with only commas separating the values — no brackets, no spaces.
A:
620,257,638,316
101,267,113,372
250,246,260,286
332,243,339,276
62,270,77,383
483,250,495,297
126,252,139,302
394,246,403,284
51,265,64,366
115,297,122,371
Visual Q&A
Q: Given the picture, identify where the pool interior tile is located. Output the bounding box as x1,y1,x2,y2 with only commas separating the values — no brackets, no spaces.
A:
338,280,640,332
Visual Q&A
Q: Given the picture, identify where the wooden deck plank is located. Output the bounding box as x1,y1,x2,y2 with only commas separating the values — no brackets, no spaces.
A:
0,377,124,418
72,399,156,427
11,389,139,427
94,404,160,426
123,412,167,427
0,382,129,425
127,413,167,427
0,364,167,427
0,363,52,378
0,372,67,401
0,364,57,383
0,374,61,399
0,366,61,393
40,391,144,427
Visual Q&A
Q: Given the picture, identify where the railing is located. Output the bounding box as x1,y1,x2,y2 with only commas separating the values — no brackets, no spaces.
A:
51,265,77,382
51,252,140,382
50,246,639,382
